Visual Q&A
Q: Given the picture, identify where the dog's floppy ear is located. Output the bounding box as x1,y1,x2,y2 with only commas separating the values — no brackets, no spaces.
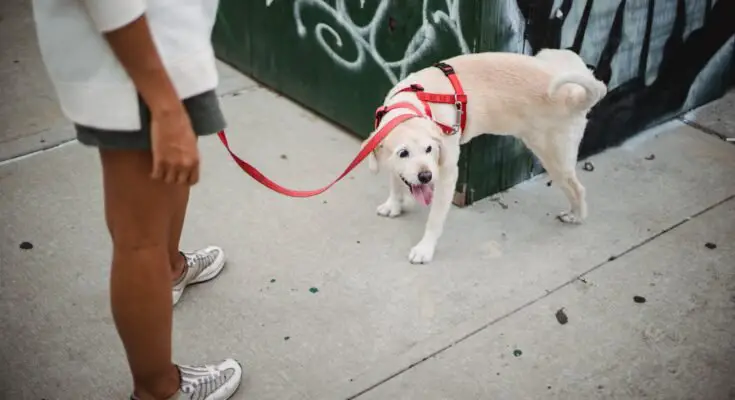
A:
361,137,380,174
436,137,446,167
429,132,448,167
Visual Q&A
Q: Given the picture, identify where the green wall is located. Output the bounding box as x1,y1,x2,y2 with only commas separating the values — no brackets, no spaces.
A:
212,0,734,206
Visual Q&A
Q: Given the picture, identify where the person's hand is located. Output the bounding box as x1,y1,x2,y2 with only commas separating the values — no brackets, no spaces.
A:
150,107,201,185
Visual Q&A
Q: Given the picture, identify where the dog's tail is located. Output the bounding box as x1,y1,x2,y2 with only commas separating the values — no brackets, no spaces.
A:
547,72,607,111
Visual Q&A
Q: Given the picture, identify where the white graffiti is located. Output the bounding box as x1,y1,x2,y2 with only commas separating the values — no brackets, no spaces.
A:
292,0,470,85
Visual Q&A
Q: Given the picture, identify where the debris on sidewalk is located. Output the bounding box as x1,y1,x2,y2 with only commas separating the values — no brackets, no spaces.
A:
512,349,523,357
705,242,717,249
645,154,656,160
583,161,595,171
633,295,646,304
489,194,509,209
555,308,569,325
309,287,319,294
19,241,33,250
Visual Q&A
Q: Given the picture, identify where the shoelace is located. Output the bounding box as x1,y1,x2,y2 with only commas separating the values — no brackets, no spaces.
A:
173,250,216,290
185,250,216,271
180,365,221,394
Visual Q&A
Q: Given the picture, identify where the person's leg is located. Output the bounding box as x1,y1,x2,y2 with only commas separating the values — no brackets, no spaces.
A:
101,148,180,399
164,92,229,304
82,89,240,400
167,156,227,306
168,185,230,306
169,184,190,281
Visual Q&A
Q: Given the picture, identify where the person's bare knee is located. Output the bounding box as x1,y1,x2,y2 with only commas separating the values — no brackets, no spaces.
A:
101,149,173,245
99,148,180,396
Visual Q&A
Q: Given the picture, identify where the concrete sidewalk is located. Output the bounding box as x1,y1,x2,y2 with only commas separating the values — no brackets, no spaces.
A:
1,3,734,397
2,64,734,399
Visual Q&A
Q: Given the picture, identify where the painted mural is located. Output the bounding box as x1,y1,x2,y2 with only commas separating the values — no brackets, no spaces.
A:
289,0,470,85
496,0,734,156
212,0,734,203
287,0,733,156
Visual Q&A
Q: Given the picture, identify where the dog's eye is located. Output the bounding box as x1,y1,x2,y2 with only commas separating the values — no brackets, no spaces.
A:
426,145,432,153
398,149,409,158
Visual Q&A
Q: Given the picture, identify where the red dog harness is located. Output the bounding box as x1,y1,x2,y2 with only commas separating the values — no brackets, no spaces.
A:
374,62,468,135
217,62,468,197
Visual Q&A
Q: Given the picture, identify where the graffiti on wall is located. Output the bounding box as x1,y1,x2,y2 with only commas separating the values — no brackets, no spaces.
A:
512,0,734,155
287,0,732,156
289,0,470,85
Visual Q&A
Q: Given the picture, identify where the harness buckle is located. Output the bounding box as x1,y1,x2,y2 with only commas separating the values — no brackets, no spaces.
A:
450,97,463,135
434,62,455,76
374,105,388,128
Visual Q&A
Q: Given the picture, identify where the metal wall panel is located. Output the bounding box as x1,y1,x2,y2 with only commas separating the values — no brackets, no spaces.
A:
212,0,734,206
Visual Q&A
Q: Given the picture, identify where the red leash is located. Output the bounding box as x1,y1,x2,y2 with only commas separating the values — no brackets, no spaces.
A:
216,112,416,197
217,62,468,198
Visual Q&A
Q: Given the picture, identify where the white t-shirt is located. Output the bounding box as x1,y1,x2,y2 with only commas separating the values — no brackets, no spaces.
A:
32,0,221,130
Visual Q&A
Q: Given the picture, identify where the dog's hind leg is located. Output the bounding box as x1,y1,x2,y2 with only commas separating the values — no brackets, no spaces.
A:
408,164,459,264
552,126,587,223
377,174,405,218
554,169,587,224
526,125,588,223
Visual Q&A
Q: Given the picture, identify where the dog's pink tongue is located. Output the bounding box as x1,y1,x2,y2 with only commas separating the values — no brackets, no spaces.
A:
411,184,434,206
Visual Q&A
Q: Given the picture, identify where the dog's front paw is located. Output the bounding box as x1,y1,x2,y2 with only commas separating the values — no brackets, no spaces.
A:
377,200,402,218
408,241,435,264
557,211,583,224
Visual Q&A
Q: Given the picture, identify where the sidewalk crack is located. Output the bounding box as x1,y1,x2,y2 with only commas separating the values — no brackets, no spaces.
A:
348,194,735,399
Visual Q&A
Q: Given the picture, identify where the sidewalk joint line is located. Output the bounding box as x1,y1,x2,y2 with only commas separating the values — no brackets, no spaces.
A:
348,194,735,399
679,117,732,143
0,138,78,167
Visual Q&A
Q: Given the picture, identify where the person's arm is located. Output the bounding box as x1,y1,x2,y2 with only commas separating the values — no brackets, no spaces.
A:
81,1,200,185
82,1,183,116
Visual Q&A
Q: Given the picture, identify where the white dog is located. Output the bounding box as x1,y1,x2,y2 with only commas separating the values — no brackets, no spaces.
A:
363,49,607,264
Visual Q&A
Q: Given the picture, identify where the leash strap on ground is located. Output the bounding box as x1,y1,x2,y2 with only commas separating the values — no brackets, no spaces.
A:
217,113,417,198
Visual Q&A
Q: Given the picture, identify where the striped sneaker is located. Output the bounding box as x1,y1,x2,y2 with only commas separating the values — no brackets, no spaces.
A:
178,359,243,399
130,358,243,400
172,246,227,305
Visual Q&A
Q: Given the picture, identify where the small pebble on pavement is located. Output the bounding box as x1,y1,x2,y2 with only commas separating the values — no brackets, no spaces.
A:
555,308,569,325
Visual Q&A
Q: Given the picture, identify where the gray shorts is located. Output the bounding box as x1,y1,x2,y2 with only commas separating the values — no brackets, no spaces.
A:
75,90,226,149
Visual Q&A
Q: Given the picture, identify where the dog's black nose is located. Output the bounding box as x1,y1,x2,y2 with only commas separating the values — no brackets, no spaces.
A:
418,171,432,184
